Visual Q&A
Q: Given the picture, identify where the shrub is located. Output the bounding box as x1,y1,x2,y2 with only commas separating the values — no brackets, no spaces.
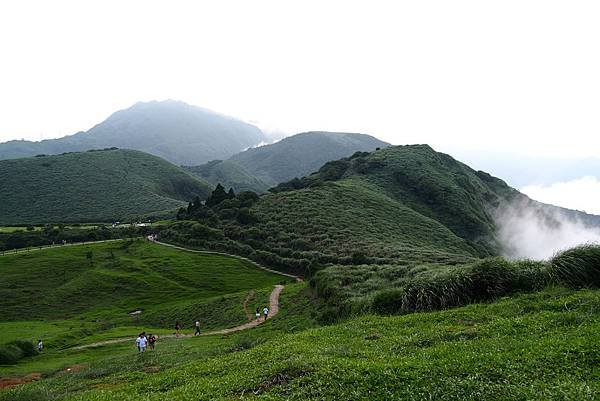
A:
373,288,405,315
0,344,24,364
12,340,37,357
550,245,600,288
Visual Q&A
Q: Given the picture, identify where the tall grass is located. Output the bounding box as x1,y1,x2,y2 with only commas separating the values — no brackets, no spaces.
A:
373,258,548,314
549,244,600,288
372,245,600,315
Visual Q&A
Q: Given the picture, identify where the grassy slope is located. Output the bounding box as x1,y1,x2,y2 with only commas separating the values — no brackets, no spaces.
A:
254,177,478,260
0,283,314,377
2,286,598,400
185,160,271,194
0,149,212,224
0,240,283,348
271,145,521,256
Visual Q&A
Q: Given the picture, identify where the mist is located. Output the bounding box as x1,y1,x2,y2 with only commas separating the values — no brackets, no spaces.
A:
495,199,600,260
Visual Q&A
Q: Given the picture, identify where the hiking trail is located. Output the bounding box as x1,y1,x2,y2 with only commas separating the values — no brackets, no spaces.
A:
72,284,285,350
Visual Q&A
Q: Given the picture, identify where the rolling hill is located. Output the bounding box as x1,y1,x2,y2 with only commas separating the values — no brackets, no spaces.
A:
0,100,266,165
169,144,600,276
186,131,389,192
0,149,212,224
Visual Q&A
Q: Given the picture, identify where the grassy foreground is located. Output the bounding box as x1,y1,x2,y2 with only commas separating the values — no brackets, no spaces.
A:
2,285,598,400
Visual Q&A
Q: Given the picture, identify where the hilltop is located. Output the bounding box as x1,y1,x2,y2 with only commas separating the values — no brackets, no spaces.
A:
0,149,212,224
0,100,266,165
187,132,389,192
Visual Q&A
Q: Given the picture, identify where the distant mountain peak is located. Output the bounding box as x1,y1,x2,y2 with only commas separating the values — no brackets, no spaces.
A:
0,100,266,165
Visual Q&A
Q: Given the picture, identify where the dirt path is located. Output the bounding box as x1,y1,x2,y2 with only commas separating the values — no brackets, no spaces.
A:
72,285,285,350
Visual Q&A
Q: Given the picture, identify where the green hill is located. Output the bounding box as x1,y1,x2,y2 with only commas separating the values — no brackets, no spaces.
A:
0,100,266,165
166,144,600,289
169,145,517,273
187,132,389,192
0,149,212,224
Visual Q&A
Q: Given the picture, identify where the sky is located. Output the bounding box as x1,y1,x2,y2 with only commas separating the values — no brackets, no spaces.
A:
1,1,599,212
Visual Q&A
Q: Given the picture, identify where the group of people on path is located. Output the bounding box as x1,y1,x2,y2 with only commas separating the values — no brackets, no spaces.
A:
135,305,270,352
135,332,156,353
256,306,269,321
173,320,201,337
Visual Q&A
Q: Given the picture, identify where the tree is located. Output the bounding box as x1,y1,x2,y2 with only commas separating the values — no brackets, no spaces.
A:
206,184,229,207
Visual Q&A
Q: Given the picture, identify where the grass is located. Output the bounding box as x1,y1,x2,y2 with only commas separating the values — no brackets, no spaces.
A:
0,239,284,352
0,283,314,377
0,149,211,224
1,286,598,400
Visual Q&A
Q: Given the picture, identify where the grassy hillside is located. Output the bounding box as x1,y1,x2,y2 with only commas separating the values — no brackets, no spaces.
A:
2,286,598,400
0,100,266,165
0,240,283,347
187,132,390,192
184,160,270,194
0,149,212,224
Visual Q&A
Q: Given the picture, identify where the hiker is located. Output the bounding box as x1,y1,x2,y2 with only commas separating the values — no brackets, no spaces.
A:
263,306,269,320
175,321,181,337
148,333,156,350
194,320,201,336
255,307,260,320
37,339,43,352
136,333,147,353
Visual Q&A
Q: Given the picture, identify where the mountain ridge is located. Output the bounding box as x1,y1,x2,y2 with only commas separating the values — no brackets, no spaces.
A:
0,100,266,165
186,131,390,192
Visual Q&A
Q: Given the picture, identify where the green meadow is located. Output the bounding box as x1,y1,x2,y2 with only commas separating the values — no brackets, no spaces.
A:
0,240,284,356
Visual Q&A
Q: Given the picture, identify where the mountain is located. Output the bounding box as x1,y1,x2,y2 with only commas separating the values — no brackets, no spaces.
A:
187,131,390,192
0,100,266,165
0,149,212,224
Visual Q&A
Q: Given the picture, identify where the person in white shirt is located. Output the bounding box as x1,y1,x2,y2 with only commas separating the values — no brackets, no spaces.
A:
37,339,43,352
194,320,201,336
135,333,148,353
263,306,269,320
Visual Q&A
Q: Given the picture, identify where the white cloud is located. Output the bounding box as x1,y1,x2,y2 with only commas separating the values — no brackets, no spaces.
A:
495,199,600,260
521,177,600,215
0,1,600,160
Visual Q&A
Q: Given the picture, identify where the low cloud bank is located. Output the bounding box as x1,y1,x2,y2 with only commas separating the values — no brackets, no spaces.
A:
521,176,600,215
494,199,600,260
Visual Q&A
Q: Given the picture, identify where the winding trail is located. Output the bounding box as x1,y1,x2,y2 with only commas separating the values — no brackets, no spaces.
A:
5,238,301,350
72,284,285,350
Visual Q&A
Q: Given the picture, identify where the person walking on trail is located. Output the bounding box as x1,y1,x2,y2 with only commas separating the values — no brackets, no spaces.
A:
194,320,201,336
175,322,181,337
136,333,147,353
148,333,156,350
263,306,269,320
37,339,43,352
255,308,260,320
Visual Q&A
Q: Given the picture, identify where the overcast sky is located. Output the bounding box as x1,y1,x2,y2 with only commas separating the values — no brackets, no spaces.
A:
1,1,599,211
